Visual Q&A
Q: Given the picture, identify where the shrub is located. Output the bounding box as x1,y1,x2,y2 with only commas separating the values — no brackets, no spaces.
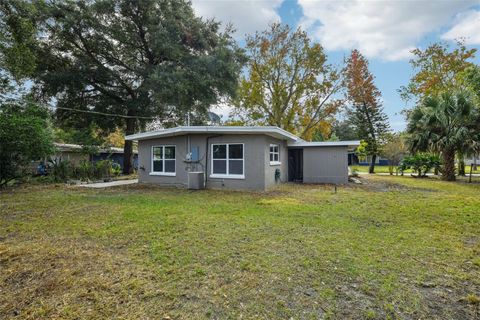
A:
75,160,94,181
94,159,113,181
48,158,73,182
111,163,121,177
399,153,441,178
0,102,54,187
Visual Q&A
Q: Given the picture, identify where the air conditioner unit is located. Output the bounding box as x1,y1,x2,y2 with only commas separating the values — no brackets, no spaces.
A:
188,171,205,190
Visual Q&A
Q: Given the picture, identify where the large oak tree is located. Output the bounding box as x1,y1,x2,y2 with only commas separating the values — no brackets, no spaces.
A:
399,41,476,102
234,23,342,140
1,0,244,173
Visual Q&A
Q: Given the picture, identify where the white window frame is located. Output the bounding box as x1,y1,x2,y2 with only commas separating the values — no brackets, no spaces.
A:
269,144,281,165
150,145,176,176
210,143,245,179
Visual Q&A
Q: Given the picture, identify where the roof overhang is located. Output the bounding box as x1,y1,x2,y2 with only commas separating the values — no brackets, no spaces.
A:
288,140,361,150
125,126,300,142
54,143,137,154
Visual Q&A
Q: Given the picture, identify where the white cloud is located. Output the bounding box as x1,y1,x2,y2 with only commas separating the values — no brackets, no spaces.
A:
191,0,283,39
298,0,477,61
441,10,480,45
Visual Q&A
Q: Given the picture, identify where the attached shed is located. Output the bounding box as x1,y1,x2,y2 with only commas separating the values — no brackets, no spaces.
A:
287,141,360,184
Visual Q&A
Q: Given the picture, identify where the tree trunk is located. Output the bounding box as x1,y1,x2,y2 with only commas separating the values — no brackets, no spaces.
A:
458,151,465,176
123,117,135,174
369,154,376,174
458,159,465,176
441,148,456,181
469,162,473,183
473,154,478,171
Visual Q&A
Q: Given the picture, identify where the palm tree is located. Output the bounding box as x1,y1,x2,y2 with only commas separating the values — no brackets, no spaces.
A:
406,92,474,181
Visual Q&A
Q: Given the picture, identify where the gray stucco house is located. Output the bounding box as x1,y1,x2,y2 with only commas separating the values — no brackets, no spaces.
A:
125,126,359,191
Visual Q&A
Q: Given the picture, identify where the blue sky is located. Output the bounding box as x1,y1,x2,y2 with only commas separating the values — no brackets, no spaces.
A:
192,0,480,132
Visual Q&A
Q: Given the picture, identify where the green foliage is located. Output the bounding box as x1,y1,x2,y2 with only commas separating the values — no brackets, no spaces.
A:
48,158,73,183
234,23,341,140
344,50,390,174
53,126,102,148
46,158,118,183
406,91,478,181
331,119,359,141
75,160,95,182
463,65,480,106
399,41,476,102
94,160,113,181
111,163,121,177
0,101,54,186
1,0,245,173
355,140,369,157
399,153,441,177
381,133,408,175
0,0,38,79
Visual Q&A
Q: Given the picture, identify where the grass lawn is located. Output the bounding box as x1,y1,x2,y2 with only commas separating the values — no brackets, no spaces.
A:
351,165,480,175
1,176,479,319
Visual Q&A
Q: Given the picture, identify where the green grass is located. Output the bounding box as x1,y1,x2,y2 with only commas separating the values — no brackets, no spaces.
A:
1,176,479,319
351,165,480,174
351,165,400,174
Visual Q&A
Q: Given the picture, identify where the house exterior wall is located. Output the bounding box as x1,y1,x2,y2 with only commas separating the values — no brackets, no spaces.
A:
264,136,288,189
138,135,191,188
52,151,89,166
464,155,480,166
137,134,286,191
302,146,349,184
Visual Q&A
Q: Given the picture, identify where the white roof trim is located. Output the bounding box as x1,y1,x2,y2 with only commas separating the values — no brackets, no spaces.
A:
288,140,361,148
125,126,300,142
54,143,137,154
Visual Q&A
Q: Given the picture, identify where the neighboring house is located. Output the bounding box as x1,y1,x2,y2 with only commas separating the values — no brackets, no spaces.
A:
464,155,480,166
351,153,390,166
51,143,138,169
126,126,360,191
52,143,89,165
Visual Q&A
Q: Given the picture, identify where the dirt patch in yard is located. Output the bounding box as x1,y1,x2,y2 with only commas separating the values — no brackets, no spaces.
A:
0,235,168,319
351,176,437,193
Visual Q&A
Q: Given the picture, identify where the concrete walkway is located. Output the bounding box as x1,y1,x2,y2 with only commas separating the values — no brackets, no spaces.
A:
79,179,138,188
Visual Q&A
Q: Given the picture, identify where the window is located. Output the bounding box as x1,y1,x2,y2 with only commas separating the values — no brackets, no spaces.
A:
151,145,176,175
211,143,244,178
269,144,280,165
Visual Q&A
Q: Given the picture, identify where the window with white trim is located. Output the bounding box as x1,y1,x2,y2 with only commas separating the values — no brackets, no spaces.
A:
151,145,176,175
211,143,244,178
269,144,280,164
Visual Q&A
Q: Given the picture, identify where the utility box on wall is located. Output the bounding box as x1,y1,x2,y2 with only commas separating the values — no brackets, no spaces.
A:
191,146,199,161
188,171,205,190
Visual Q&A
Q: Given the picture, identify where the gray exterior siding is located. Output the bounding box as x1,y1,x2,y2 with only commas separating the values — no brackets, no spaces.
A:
137,134,287,191
264,137,288,189
302,146,349,184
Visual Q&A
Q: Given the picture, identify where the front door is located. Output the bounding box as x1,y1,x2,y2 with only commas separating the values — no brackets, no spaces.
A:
288,148,303,182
